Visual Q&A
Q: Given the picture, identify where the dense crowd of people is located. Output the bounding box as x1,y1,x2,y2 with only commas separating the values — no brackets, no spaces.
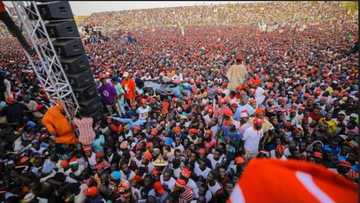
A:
0,1,359,203
84,2,358,34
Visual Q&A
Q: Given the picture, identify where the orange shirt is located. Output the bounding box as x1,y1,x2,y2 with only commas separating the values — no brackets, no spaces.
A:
121,79,136,101
161,100,170,114
42,104,77,145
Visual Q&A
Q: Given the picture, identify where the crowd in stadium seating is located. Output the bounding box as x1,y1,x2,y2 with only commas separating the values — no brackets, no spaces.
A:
84,2,358,33
0,1,358,202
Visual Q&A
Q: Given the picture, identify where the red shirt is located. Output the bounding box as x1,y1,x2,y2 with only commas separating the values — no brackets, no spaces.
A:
309,112,321,122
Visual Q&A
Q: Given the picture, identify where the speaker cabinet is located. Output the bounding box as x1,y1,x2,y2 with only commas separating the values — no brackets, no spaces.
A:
53,38,84,57
37,1,73,20
61,54,90,75
46,20,79,38
67,69,95,88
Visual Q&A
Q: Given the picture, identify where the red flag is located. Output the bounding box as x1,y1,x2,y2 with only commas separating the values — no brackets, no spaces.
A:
228,159,358,203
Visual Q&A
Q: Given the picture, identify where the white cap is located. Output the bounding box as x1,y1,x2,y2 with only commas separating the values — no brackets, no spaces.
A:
240,110,249,118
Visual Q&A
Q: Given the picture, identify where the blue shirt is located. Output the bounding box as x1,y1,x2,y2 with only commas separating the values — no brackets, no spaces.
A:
92,134,105,152
223,126,241,141
323,144,340,156
233,104,255,121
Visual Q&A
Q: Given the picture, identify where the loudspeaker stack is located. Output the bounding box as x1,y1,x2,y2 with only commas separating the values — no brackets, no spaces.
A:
27,1,103,120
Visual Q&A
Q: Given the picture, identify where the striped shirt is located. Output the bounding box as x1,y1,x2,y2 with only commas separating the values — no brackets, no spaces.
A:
73,117,95,146
179,186,193,203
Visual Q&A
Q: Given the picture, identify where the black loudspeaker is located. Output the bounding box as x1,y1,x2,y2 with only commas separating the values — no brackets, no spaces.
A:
46,20,80,38
37,1,73,20
73,83,98,102
67,69,95,88
26,1,104,120
61,54,90,75
53,39,84,57
85,106,104,122
78,96,102,115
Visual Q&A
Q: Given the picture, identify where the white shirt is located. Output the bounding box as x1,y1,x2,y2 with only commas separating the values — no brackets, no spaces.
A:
87,153,97,168
205,190,213,203
194,162,211,179
174,144,185,152
239,122,251,135
174,168,181,179
136,106,151,120
208,181,222,195
242,127,263,154
255,86,266,106
206,154,224,169
132,157,142,167
160,175,176,191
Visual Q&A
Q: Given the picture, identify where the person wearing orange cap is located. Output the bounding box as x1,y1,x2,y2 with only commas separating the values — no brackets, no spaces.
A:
142,151,153,173
150,128,158,137
83,145,97,169
233,97,255,121
95,151,110,172
248,109,274,133
115,180,133,202
179,167,199,199
242,118,264,159
136,97,151,121
271,144,288,160
227,155,246,177
84,186,105,202
172,126,182,136
171,179,194,202
223,107,233,118
203,105,214,126
148,181,169,202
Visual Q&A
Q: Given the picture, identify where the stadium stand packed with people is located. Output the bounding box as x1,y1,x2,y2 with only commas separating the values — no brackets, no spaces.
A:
0,1,359,203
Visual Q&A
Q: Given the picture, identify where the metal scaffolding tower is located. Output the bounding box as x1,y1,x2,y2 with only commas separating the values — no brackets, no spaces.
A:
9,1,80,120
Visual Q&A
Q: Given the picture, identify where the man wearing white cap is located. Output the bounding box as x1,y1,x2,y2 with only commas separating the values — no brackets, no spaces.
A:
238,110,251,135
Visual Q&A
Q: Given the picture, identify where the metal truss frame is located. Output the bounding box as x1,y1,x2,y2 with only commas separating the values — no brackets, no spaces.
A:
9,1,79,120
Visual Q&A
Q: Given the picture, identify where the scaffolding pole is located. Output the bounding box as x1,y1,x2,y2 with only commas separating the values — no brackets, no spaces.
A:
10,1,79,120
